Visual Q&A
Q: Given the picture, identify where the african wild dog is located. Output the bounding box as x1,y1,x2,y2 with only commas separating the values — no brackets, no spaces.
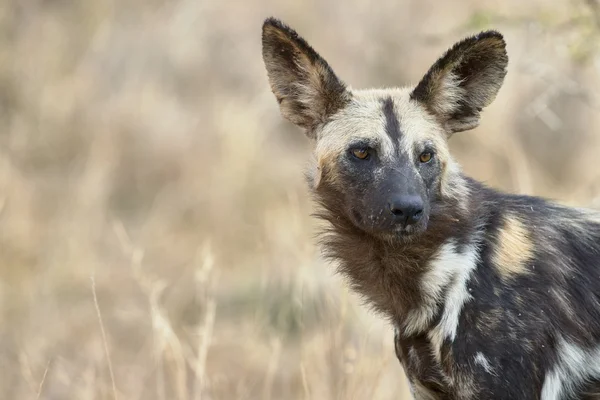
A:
261,17,600,400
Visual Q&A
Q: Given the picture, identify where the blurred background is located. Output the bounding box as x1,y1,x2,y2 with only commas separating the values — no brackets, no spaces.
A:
0,0,599,399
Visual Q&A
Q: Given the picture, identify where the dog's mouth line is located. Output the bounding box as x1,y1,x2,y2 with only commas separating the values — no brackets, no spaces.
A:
350,219,429,237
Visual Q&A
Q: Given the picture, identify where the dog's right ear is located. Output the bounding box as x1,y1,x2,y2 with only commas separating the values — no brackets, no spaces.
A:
262,17,351,137
411,31,508,135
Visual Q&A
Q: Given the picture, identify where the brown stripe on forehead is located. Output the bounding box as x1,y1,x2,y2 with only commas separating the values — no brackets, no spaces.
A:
381,97,401,153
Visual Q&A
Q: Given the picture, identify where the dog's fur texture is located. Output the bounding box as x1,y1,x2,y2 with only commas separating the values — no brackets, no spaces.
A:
262,17,600,400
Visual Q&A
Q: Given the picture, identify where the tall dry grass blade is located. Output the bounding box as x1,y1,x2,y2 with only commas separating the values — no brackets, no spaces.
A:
35,359,51,400
193,242,217,400
193,299,216,400
91,275,118,400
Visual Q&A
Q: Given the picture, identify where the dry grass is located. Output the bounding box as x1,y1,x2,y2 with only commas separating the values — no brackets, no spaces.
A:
0,0,599,399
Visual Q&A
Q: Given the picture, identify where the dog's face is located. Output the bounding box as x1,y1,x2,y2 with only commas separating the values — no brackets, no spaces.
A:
313,90,450,238
262,18,507,239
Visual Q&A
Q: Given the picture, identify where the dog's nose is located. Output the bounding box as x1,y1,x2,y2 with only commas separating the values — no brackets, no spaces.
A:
389,195,424,225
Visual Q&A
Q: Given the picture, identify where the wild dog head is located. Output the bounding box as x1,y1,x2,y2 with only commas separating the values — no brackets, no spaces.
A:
262,17,507,240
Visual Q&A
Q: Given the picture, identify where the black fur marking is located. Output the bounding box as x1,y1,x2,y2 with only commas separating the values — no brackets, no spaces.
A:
382,96,401,153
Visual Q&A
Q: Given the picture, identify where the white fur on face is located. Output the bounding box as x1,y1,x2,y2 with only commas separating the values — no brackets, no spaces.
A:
316,89,399,162
315,88,447,166
313,87,470,204
541,338,600,400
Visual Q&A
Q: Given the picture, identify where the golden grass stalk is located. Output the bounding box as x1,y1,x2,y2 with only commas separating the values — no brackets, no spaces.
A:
91,275,118,400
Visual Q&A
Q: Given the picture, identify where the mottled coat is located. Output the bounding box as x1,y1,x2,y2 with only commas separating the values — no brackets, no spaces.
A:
261,17,600,400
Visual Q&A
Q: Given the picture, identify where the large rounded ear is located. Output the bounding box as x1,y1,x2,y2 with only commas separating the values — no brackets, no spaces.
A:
411,31,508,135
262,17,351,137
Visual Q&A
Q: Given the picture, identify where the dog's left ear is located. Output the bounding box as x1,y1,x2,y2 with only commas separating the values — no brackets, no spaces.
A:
411,31,508,135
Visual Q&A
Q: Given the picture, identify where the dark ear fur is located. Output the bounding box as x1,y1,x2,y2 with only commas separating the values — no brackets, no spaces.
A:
262,17,351,136
411,31,508,134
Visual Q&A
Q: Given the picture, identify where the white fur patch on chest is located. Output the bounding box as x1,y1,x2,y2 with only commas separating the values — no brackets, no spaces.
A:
403,239,479,338
427,241,479,366
541,338,600,400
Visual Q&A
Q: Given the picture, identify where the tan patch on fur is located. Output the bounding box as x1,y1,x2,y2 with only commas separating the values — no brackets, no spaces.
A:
314,150,341,188
493,216,534,280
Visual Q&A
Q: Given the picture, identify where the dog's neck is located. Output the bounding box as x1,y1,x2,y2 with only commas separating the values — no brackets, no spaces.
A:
313,176,481,326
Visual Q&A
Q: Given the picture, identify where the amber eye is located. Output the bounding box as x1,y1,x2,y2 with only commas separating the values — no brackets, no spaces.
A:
419,152,433,163
352,148,370,160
